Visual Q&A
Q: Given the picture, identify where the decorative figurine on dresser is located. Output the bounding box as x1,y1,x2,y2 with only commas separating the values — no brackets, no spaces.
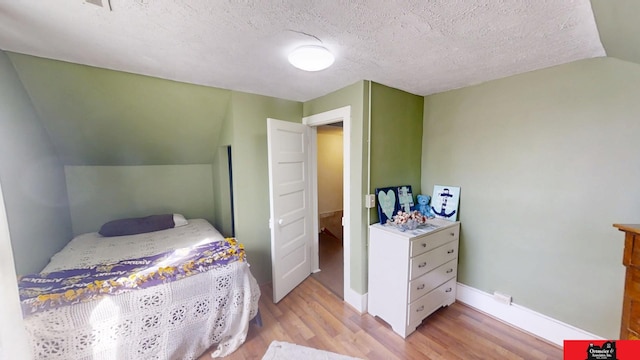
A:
369,185,461,338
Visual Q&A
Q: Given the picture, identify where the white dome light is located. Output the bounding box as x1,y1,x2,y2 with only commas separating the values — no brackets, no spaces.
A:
288,45,335,71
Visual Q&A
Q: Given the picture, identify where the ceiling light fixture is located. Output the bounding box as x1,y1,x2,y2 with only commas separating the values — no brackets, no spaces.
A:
288,45,335,72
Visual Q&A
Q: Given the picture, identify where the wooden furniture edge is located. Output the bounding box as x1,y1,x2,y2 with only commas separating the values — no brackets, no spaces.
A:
614,224,640,235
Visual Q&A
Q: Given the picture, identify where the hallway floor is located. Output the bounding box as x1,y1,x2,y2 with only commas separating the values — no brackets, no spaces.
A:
311,229,343,299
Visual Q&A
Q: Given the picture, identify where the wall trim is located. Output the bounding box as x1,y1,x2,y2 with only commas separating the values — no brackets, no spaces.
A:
344,289,368,314
456,282,604,346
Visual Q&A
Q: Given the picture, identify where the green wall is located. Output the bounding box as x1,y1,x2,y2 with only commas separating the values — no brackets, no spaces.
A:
65,165,215,235
0,51,72,275
7,52,231,166
369,83,424,223
592,0,640,66
422,57,640,338
230,92,303,284
303,81,369,294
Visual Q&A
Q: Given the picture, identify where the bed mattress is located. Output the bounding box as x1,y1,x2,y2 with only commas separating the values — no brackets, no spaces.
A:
24,219,260,359
43,219,223,272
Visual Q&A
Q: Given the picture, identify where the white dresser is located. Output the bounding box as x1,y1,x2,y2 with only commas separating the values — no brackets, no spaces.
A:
368,219,460,338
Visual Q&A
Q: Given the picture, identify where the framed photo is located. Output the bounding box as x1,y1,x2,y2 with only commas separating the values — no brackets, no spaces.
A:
397,185,414,213
431,185,460,222
375,185,414,224
375,187,400,224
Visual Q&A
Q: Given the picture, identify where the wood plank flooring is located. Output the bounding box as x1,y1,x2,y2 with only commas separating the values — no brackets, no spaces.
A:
310,230,344,299
199,277,562,359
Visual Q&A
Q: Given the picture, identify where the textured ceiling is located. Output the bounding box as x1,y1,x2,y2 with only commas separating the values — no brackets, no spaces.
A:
0,0,605,102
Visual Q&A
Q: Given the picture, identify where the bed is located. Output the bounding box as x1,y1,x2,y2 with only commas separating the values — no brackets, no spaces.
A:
18,217,261,360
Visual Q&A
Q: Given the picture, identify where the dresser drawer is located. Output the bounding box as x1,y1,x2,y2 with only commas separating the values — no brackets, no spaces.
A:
408,259,457,303
629,303,640,335
410,240,459,280
408,278,456,326
410,225,459,257
623,231,640,268
368,221,460,339
626,267,640,300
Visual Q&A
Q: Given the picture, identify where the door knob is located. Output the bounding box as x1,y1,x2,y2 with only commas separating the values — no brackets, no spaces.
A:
278,219,284,226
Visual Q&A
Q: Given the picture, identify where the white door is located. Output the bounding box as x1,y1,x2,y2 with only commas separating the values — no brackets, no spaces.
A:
267,118,312,303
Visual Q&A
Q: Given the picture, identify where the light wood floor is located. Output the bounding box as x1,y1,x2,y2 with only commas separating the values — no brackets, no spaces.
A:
199,277,562,359
311,230,344,298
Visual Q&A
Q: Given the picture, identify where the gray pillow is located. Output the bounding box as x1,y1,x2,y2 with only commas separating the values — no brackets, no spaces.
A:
98,214,175,237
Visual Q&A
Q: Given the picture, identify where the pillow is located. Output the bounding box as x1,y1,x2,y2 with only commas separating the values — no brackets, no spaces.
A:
173,213,188,227
99,214,179,237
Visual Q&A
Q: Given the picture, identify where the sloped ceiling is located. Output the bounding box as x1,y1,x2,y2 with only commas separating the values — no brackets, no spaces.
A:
0,0,605,102
8,53,231,165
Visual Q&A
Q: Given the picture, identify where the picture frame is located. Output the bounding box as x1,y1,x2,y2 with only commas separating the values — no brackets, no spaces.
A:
375,185,414,224
375,186,400,224
431,185,460,222
397,185,414,213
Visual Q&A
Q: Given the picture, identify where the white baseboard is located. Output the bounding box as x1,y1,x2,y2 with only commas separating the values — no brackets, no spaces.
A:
344,288,368,314
456,282,604,346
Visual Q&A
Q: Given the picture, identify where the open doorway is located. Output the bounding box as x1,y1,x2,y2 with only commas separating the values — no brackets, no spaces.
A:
302,105,358,311
311,123,344,298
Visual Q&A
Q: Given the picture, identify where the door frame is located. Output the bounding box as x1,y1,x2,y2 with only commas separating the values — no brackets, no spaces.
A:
303,106,354,307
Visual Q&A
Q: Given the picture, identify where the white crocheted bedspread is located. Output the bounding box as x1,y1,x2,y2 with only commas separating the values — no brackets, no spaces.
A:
25,219,261,359
43,219,225,273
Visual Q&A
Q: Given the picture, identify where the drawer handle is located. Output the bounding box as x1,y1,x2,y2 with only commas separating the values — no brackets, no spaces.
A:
445,287,453,293
450,232,455,236
416,305,425,312
421,243,427,248
418,262,427,268
417,284,425,290
446,268,453,274
447,249,455,254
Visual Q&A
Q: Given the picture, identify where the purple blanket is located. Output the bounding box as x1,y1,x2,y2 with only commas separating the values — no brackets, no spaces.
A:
18,238,246,316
